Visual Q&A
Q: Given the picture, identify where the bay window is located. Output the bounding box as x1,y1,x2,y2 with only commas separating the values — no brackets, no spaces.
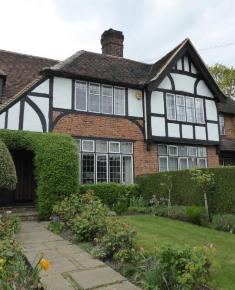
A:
195,98,205,123
158,144,207,172
186,97,195,122
101,85,113,114
78,139,133,184
176,95,186,121
166,94,176,120
75,81,87,111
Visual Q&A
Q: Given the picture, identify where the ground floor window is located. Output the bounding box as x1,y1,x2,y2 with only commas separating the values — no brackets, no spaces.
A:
77,139,133,184
158,144,207,172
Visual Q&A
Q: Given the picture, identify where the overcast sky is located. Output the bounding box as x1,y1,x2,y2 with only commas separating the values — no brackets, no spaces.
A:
0,0,234,66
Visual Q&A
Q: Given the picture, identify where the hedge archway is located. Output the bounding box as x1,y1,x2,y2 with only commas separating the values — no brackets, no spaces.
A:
0,130,79,219
0,139,17,191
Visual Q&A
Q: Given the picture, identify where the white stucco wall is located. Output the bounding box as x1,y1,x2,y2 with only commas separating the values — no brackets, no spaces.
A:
53,77,72,109
32,79,49,94
7,102,20,130
151,116,166,136
196,80,213,98
158,76,172,90
170,73,196,94
205,100,217,121
168,123,180,138
28,95,49,130
128,89,143,117
182,124,193,139
207,123,219,141
23,102,43,132
151,91,164,114
0,112,6,129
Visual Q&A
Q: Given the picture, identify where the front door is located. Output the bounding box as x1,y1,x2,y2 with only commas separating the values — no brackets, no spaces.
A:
11,149,36,203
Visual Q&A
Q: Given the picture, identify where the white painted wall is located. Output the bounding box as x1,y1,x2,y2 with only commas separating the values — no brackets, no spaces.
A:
182,124,193,139
196,80,213,98
0,112,5,129
168,123,180,137
23,102,43,132
184,56,189,72
158,76,172,90
207,123,219,141
195,126,206,140
191,63,197,74
128,89,143,117
7,102,20,130
151,116,166,136
28,95,49,130
170,73,196,94
53,77,72,109
205,100,217,121
151,91,164,114
177,59,182,70
32,79,49,94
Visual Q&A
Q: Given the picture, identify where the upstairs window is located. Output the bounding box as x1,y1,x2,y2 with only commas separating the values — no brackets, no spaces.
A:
166,93,205,124
75,81,125,116
219,114,225,135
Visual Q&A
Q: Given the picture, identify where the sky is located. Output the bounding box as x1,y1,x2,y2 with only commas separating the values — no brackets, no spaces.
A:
0,0,234,66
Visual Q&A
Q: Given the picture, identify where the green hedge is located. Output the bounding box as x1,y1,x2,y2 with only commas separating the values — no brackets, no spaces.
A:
80,183,141,212
0,130,79,219
0,140,17,191
136,167,235,214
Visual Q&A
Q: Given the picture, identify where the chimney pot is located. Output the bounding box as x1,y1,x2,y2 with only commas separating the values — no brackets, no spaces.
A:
101,28,124,57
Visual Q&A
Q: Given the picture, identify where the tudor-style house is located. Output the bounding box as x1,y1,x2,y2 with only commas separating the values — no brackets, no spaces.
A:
0,28,235,193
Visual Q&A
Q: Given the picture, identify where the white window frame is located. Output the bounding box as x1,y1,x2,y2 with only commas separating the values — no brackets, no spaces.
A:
166,93,176,120
96,140,108,153
96,154,108,183
88,82,101,113
168,145,178,156
75,80,87,112
114,86,126,116
121,142,133,154
197,158,208,168
195,98,205,124
179,157,188,170
158,144,168,155
159,156,168,172
109,141,120,153
108,153,122,183
82,140,95,152
197,147,207,157
176,95,186,122
101,85,113,114
186,96,195,123
188,146,197,157
122,155,134,184
219,115,225,136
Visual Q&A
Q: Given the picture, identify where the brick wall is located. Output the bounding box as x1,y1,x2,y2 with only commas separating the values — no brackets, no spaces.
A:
53,113,158,176
207,146,220,167
224,115,235,139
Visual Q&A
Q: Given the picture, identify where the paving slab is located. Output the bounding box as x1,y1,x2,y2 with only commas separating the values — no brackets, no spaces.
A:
16,221,142,290
68,267,126,290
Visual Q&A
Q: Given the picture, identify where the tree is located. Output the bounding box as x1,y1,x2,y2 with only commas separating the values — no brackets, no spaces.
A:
191,169,215,221
160,173,173,217
209,63,235,98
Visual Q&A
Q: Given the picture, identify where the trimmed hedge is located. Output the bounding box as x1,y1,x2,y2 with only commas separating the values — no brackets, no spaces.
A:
0,130,79,219
80,183,141,213
0,140,17,191
136,167,235,214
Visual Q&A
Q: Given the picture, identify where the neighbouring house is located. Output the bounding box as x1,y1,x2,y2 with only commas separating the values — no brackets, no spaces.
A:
0,28,235,202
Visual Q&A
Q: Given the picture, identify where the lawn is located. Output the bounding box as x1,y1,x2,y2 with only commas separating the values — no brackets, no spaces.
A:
122,215,235,290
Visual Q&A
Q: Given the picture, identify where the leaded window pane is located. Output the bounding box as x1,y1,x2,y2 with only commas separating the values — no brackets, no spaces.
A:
188,147,197,157
179,146,188,156
114,87,125,115
121,142,133,154
88,83,100,112
198,147,207,157
195,98,205,123
97,155,107,183
75,81,87,111
169,146,178,156
176,95,186,121
96,140,108,153
188,157,197,169
158,144,168,155
219,115,225,135
101,85,113,114
123,156,133,184
76,140,81,152
82,140,94,152
166,94,176,120
159,157,168,172
179,158,188,169
82,154,95,183
109,155,121,183
109,141,120,153
169,157,178,171
198,158,207,168
186,97,195,122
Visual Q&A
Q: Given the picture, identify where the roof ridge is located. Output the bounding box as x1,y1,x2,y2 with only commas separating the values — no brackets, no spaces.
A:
50,50,86,70
0,48,59,62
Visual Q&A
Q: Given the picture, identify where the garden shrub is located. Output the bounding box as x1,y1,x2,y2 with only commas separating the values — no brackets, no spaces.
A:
138,245,215,290
92,217,137,262
211,214,235,233
0,140,17,191
136,167,235,214
186,206,208,226
154,205,187,221
80,183,141,213
0,129,79,219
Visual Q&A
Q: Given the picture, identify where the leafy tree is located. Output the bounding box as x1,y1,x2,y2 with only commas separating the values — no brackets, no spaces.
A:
209,63,235,98
191,169,215,221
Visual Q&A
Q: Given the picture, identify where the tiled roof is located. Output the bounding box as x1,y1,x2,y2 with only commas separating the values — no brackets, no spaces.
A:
217,97,235,115
0,49,58,102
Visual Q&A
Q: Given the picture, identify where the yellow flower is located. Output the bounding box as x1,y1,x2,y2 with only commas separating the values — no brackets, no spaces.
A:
0,266,3,272
0,258,4,265
39,258,51,271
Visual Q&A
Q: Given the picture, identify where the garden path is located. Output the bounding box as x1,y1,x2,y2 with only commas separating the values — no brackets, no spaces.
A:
16,221,141,290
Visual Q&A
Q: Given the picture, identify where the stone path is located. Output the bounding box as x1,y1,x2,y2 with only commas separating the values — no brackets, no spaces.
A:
16,221,141,290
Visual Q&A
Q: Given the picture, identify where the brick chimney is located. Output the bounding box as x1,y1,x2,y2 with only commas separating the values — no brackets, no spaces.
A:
101,29,124,57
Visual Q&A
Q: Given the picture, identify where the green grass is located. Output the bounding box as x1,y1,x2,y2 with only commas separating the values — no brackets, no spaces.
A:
122,215,235,290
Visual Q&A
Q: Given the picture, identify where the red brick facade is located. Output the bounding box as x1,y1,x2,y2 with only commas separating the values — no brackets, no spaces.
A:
53,112,220,177
224,115,235,139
